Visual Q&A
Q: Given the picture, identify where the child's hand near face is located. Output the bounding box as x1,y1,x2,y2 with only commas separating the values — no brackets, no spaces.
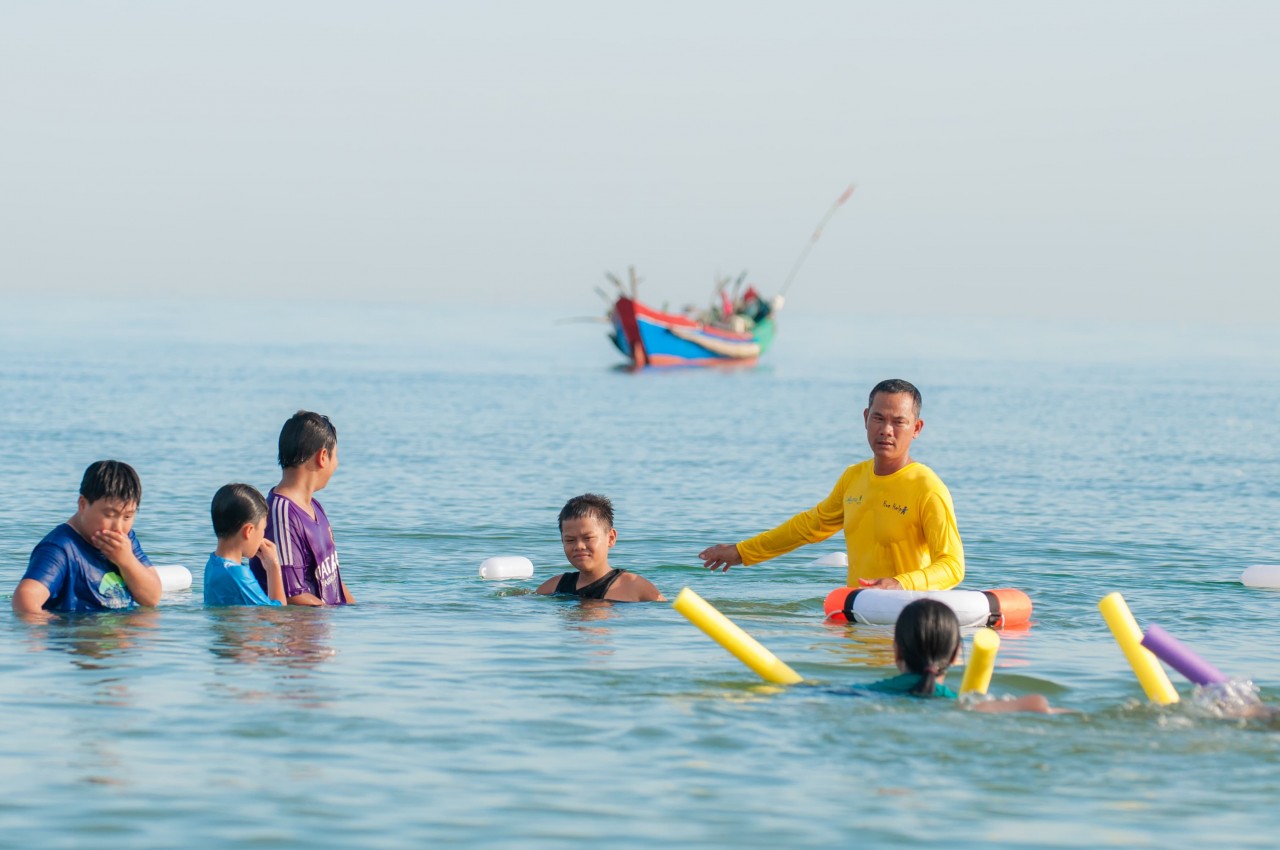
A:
256,539,280,570
91,529,133,565
254,538,288,606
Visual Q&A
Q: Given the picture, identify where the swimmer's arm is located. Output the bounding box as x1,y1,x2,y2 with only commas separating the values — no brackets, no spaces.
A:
729,470,851,569
340,580,355,605
287,592,325,607
534,575,561,595
971,695,1070,714
12,578,51,615
15,543,63,617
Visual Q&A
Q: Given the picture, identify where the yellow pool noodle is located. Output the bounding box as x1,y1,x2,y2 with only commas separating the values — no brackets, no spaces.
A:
1098,592,1179,705
673,587,803,685
959,627,1000,695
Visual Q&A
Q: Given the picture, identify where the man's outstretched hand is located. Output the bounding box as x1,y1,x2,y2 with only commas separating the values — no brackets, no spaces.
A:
699,544,743,572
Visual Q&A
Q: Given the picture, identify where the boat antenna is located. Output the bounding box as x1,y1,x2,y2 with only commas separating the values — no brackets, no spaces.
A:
709,273,730,314
628,265,641,300
777,184,855,298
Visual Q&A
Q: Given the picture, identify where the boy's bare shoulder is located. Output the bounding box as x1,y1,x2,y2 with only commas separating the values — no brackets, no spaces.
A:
615,571,665,602
535,573,565,595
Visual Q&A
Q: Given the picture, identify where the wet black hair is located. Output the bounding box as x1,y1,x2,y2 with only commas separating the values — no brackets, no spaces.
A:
278,410,337,469
558,493,614,532
79,460,142,507
894,598,961,697
868,379,922,419
211,483,269,539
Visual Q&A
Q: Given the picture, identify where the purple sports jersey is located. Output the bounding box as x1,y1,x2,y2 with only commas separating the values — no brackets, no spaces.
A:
250,491,346,605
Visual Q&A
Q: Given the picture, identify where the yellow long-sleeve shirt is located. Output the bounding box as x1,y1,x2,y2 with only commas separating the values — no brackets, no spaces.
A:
736,460,964,591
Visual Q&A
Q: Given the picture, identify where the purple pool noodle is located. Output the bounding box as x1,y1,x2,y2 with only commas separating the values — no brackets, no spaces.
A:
1141,624,1228,686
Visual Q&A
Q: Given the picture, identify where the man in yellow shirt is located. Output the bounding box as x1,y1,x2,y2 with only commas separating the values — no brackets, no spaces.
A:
698,379,963,591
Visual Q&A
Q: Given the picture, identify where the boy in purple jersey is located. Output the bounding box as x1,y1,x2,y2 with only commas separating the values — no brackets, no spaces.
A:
250,411,354,606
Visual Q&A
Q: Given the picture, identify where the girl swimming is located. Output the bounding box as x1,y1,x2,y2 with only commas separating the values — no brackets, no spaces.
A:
868,598,1062,713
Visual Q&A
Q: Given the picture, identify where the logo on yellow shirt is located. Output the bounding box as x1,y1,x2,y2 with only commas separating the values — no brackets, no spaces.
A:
883,500,908,516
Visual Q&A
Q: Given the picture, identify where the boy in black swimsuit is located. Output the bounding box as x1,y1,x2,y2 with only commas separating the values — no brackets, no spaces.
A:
536,494,665,602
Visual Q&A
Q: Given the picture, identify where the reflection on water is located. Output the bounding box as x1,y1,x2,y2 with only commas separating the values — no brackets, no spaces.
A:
16,608,162,668
207,607,337,709
554,599,620,654
816,621,897,669
207,607,337,668
10,609,169,792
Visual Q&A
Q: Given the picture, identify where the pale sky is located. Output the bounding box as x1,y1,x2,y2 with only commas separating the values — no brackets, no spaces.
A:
2,2,1277,324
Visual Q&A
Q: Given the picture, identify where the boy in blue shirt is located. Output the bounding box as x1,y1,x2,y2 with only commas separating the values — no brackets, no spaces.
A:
204,483,287,607
12,460,162,615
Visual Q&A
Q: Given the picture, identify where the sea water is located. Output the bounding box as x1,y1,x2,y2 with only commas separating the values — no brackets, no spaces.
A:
1,296,1278,848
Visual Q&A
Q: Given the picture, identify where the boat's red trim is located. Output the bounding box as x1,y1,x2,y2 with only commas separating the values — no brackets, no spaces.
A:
626,298,754,342
612,297,647,367
646,354,759,368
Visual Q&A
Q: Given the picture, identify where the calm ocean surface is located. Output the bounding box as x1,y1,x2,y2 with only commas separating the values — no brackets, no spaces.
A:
2,295,1278,848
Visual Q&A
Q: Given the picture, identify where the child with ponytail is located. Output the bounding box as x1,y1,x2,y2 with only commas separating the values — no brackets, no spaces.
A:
868,599,1062,713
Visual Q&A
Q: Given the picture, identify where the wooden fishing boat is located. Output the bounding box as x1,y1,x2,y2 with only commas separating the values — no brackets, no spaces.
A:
608,292,777,368
596,185,854,369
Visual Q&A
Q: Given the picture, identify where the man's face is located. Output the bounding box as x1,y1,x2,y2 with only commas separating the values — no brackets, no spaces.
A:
863,392,923,468
560,515,616,574
75,497,138,539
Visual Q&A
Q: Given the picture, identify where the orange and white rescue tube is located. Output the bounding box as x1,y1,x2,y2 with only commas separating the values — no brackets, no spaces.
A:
824,587,1032,629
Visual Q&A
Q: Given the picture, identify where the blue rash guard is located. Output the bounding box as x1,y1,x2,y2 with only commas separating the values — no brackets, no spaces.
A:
22,523,154,613
203,553,282,607
863,673,958,699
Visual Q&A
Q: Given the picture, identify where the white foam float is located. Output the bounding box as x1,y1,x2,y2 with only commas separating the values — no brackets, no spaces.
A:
1241,564,1280,589
810,552,848,568
479,556,534,580
154,564,192,592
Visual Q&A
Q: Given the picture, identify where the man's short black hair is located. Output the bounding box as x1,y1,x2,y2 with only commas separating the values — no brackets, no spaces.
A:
868,379,922,419
278,411,337,469
79,460,142,507
211,483,269,539
558,493,614,532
